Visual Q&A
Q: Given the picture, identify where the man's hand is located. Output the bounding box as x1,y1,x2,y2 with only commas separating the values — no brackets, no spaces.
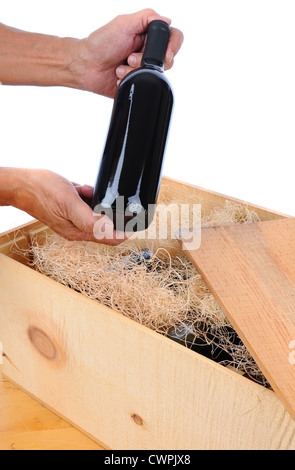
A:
4,168,129,245
74,8,184,97
0,9,183,98
0,10,184,243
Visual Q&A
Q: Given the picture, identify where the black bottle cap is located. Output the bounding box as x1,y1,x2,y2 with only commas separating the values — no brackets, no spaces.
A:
141,20,170,69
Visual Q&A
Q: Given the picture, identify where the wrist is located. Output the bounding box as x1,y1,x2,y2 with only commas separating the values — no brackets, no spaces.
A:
0,168,26,207
59,37,88,91
0,168,43,213
29,35,83,89
52,36,85,90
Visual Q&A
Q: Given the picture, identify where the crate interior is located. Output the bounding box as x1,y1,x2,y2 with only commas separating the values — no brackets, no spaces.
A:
0,179,287,389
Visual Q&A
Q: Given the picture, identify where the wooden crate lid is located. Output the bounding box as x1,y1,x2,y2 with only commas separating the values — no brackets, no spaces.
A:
179,217,295,419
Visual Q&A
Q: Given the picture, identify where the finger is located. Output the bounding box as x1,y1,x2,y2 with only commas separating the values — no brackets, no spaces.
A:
165,27,184,68
66,192,99,234
56,193,132,245
122,27,183,75
74,184,94,205
123,52,174,74
81,230,132,246
144,11,172,30
116,64,134,80
127,52,143,69
93,216,132,246
126,12,172,65
67,195,129,245
117,51,172,78
164,56,174,71
55,219,131,246
124,9,171,34
76,184,94,199
103,231,133,246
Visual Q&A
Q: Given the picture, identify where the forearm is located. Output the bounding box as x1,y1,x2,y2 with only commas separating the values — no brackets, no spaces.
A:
0,167,24,207
0,23,82,89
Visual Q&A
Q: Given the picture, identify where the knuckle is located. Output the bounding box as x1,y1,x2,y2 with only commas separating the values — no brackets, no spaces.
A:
143,8,157,15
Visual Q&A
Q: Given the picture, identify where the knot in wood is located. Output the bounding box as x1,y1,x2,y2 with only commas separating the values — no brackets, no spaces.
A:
27,326,60,362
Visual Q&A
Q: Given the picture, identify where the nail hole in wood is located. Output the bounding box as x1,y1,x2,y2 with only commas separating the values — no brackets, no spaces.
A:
131,413,144,426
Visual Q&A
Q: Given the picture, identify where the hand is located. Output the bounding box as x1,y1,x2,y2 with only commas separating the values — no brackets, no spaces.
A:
12,169,129,246
74,8,184,98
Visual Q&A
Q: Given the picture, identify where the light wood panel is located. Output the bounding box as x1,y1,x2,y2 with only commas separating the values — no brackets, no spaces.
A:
0,376,104,450
161,176,289,221
1,179,294,449
180,217,295,418
0,220,44,265
1,253,295,449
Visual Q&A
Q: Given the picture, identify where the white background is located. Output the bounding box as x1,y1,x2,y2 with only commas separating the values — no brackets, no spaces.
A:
0,0,294,233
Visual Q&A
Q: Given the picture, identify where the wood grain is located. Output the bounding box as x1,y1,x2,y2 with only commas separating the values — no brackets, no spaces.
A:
160,176,289,222
180,217,295,418
0,376,105,450
1,180,295,449
1,253,295,449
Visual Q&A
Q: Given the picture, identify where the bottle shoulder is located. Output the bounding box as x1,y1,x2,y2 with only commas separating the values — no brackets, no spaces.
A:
120,67,172,89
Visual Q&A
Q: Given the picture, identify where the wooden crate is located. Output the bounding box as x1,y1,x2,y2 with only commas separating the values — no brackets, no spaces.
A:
1,176,295,450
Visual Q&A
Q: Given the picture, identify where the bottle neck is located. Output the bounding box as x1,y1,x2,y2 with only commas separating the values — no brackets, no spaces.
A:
141,20,170,73
140,59,164,73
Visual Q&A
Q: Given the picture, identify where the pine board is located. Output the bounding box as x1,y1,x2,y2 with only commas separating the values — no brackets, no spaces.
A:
180,218,295,418
2,252,295,449
1,179,295,449
0,376,105,450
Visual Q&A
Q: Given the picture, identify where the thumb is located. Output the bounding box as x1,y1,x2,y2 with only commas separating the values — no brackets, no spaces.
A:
67,192,104,234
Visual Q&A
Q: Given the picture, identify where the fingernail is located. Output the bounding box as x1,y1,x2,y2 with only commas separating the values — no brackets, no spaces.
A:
166,51,174,63
83,185,93,190
128,55,137,67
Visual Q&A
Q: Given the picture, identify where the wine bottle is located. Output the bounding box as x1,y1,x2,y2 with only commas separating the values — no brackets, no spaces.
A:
91,20,174,232
167,321,242,364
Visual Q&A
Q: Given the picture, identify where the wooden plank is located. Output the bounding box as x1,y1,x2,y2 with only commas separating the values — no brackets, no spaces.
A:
0,219,44,245
0,220,46,265
161,176,289,221
0,178,287,256
1,254,295,449
0,177,287,252
180,217,295,419
0,376,104,450
0,178,295,449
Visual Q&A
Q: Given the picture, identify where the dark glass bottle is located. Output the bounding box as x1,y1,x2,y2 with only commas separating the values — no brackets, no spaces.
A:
91,20,174,232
